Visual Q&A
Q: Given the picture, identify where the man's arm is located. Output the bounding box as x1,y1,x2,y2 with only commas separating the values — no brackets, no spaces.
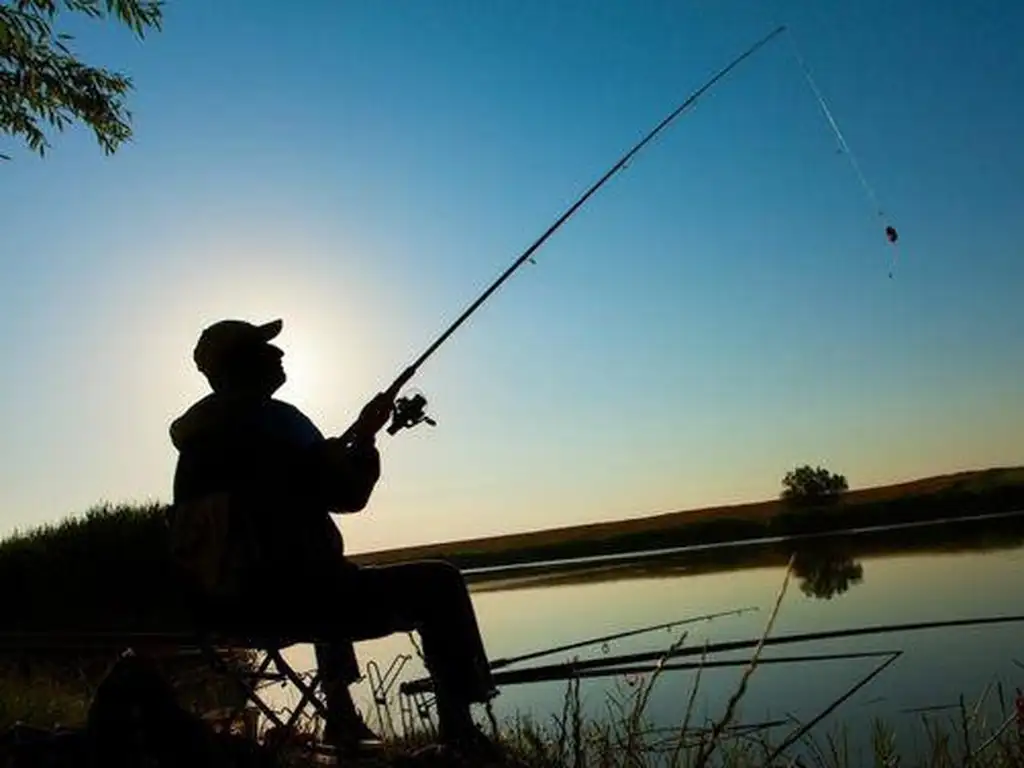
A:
313,437,382,513
320,391,393,512
294,391,393,513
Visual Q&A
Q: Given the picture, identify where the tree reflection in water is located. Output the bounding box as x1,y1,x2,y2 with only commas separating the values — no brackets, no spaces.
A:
791,545,865,600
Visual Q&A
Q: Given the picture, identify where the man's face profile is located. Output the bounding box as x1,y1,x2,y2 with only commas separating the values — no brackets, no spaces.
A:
195,319,288,397
219,341,287,396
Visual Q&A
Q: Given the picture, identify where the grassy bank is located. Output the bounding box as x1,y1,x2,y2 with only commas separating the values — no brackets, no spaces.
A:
0,502,191,633
8,659,1024,767
474,673,1024,768
265,676,1024,767
0,503,249,730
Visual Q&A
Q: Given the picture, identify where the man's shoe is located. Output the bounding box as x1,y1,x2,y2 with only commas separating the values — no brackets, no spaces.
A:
440,725,505,764
323,714,385,758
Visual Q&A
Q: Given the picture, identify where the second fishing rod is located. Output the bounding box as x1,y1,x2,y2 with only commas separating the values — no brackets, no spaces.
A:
341,25,787,443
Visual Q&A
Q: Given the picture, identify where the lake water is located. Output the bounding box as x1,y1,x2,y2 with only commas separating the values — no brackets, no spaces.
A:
273,515,1024,762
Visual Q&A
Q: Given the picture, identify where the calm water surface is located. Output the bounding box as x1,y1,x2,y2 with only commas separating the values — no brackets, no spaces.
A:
275,527,1024,760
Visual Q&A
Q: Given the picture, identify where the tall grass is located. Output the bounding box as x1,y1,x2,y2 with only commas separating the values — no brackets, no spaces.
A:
378,652,1024,767
0,502,189,632
0,502,252,730
355,562,1024,768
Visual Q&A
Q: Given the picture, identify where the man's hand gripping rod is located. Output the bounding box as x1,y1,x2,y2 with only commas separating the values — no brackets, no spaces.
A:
343,25,787,443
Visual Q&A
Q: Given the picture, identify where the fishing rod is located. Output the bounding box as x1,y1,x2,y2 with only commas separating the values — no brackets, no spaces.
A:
490,606,758,671
453,649,902,689
342,25,788,440
400,612,1024,694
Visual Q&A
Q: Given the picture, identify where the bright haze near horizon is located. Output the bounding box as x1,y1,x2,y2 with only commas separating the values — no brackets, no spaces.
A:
2,0,1022,554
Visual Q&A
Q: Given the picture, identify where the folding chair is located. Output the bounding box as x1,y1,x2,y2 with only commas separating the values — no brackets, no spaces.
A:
164,497,338,737
190,634,324,733
163,498,436,746
168,584,340,742
193,630,428,750
0,629,325,732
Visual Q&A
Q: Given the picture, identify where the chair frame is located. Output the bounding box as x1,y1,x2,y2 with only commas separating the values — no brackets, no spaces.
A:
0,629,438,748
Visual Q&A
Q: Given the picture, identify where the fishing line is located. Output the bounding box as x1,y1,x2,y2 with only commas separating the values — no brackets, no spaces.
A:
783,27,901,278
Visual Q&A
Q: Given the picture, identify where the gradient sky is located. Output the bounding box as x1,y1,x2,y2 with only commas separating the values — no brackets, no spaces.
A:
2,0,1022,553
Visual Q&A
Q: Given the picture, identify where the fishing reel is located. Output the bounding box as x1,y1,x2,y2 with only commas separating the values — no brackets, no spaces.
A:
387,391,436,435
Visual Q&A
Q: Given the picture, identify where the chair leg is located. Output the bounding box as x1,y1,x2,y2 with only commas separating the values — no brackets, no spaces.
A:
196,641,358,747
283,672,322,730
220,652,279,731
264,648,332,728
198,643,287,732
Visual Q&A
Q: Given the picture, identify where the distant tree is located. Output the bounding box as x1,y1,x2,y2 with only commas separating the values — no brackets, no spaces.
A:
781,464,849,506
1,0,163,160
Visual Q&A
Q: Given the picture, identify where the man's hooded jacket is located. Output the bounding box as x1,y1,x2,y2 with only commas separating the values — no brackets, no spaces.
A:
169,392,380,590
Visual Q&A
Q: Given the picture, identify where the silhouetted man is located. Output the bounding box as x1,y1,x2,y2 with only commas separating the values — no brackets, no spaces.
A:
168,318,498,756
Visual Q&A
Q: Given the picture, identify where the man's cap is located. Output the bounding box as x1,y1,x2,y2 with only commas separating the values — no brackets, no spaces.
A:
193,318,283,375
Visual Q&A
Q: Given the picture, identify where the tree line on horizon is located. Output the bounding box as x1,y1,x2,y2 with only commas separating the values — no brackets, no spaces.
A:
780,464,850,506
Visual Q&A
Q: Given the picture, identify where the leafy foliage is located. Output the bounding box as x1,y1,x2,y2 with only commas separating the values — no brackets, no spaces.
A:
781,464,849,506
0,0,163,159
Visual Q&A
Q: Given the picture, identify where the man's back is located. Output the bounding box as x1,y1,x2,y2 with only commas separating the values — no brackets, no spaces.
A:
171,393,326,510
169,392,379,595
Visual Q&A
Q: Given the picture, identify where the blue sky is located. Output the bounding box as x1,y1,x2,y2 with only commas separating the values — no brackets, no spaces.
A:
2,0,1022,552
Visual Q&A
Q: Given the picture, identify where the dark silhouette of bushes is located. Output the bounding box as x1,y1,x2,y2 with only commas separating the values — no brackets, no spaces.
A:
0,503,189,633
0,504,250,729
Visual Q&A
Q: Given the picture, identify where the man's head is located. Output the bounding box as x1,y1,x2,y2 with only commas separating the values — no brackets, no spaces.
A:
193,318,286,397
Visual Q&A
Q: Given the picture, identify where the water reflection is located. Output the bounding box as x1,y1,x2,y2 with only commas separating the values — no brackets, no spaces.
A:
791,546,864,600
467,510,1024,601
270,512,1024,763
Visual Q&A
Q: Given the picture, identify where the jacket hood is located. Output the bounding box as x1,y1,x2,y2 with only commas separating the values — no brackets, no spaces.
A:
169,394,235,450
170,394,319,453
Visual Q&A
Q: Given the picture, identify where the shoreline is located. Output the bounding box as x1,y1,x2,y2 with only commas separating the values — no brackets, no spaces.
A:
460,507,1024,581
352,466,1024,572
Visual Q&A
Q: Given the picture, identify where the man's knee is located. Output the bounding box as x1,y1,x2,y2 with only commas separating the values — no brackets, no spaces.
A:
417,559,467,591
387,559,469,603
359,559,469,610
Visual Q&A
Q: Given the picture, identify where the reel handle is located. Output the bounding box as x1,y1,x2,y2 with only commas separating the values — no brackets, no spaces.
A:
386,392,436,435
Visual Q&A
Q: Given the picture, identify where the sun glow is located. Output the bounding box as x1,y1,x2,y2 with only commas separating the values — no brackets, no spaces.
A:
130,226,400,425
273,319,343,415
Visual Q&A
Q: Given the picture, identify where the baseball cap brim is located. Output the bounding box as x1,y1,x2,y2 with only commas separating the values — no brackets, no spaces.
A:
193,318,285,376
256,318,283,342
